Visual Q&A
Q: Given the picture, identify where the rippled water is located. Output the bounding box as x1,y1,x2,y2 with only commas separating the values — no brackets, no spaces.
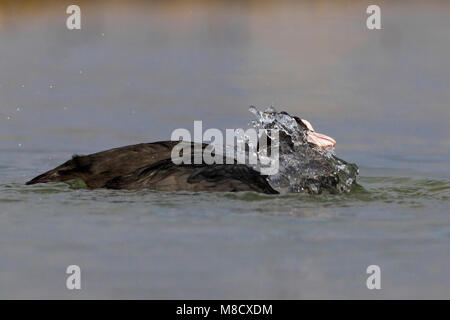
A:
1,1,450,298
1,167,449,299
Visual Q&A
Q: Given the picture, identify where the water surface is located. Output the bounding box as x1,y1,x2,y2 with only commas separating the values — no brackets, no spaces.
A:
0,0,449,298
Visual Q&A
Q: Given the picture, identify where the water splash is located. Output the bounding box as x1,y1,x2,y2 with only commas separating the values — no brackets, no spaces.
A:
247,106,359,194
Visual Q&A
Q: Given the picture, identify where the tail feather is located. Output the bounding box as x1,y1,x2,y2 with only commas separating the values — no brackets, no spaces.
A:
26,155,91,185
25,169,62,185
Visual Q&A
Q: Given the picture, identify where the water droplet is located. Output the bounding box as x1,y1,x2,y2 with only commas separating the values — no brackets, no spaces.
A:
49,85,53,89
18,143,22,147
16,107,21,112
248,105,358,194
266,105,276,113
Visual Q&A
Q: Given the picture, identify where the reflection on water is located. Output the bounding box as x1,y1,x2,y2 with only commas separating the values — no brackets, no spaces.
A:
0,0,449,298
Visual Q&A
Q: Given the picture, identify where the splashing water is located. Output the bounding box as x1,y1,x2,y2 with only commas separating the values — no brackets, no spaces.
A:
246,106,359,194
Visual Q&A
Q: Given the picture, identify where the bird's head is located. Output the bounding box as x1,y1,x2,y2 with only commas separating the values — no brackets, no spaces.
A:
291,116,336,150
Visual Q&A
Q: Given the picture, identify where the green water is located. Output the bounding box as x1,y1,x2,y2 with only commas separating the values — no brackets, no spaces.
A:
0,1,449,298
1,161,449,298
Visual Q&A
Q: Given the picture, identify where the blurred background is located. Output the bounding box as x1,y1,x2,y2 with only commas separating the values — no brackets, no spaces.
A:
1,0,449,172
0,0,449,299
